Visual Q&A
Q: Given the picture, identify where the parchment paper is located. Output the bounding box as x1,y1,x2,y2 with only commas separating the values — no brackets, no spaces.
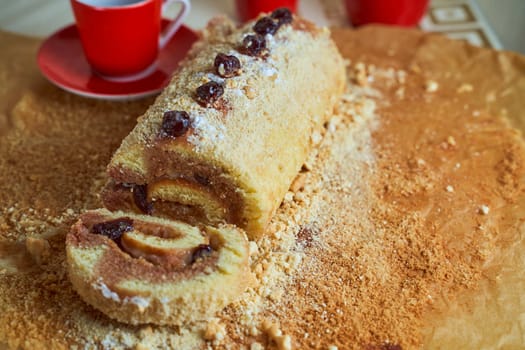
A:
1,25,524,349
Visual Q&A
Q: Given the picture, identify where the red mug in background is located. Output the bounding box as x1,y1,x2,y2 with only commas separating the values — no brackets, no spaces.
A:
70,0,190,79
344,0,429,27
236,0,298,22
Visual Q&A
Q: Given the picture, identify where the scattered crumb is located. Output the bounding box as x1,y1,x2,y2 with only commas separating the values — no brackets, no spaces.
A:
204,318,226,342
479,205,490,215
249,241,259,256
446,185,454,193
263,319,292,350
353,62,369,86
225,79,238,89
243,86,256,99
290,173,307,193
283,191,294,202
409,63,422,73
395,87,405,99
396,70,407,84
311,130,323,145
276,335,292,350
268,288,284,302
250,343,264,350
457,83,473,93
24,236,51,265
425,80,439,92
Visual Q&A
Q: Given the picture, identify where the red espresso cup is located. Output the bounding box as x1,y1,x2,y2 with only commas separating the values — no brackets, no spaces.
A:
344,0,429,27
236,0,298,22
70,0,190,79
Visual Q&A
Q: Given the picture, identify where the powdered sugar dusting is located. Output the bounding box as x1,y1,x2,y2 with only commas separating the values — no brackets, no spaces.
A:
260,64,278,77
206,73,225,84
187,112,227,150
93,278,120,302
101,334,119,350
125,296,151,310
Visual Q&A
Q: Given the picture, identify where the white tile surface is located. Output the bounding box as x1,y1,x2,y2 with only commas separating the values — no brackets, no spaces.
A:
419,0,503,49
446,30,487,47
477,0,525,54
433,6,471,23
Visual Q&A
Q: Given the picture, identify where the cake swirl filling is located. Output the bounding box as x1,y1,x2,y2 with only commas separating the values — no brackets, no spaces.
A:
88,215,216,270
103,153,246,230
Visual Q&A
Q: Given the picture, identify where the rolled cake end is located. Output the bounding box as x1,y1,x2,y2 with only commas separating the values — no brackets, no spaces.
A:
66,209,253,325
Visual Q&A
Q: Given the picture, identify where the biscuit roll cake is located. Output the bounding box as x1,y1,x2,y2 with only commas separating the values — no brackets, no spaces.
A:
66,209,252,325
102,10,345,238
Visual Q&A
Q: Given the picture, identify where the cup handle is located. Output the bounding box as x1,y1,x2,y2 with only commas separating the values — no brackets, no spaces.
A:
159,0,191,49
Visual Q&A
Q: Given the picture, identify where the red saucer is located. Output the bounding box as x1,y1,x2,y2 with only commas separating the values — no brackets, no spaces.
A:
37,21,198,100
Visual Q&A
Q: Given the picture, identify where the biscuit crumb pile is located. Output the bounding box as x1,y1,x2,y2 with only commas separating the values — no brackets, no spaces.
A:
1,27,525,350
